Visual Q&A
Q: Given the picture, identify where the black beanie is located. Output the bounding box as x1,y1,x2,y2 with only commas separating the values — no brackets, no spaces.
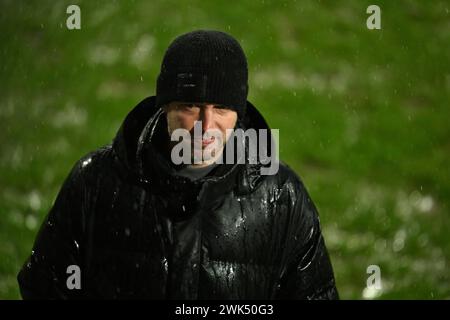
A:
156,30,249,118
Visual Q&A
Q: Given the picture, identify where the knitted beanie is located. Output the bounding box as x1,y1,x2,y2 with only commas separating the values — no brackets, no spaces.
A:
156,30,249,118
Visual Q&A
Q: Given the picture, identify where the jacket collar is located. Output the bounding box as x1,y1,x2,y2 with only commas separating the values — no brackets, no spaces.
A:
112,96,274,198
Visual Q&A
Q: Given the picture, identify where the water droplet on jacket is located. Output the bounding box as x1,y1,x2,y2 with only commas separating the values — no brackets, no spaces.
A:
82,157,92,167
235,216,244,228
162,257,168,273
229,265,235,278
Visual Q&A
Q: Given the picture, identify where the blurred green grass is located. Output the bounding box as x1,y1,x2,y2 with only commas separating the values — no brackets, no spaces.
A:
1,0,449,299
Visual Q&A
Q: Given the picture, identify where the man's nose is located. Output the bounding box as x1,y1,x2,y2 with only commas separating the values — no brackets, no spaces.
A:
200,105,214,132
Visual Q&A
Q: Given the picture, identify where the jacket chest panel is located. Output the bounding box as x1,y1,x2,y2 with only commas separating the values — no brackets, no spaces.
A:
85,185,170,298
201,193,285,267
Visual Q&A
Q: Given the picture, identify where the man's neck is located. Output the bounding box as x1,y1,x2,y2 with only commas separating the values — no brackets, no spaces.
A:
175,162,219,181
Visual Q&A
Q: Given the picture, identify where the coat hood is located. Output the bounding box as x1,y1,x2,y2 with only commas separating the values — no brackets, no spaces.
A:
112,96,275,214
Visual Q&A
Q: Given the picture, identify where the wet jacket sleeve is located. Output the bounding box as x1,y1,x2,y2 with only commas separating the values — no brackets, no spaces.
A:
17,159,88,299
276,179,339,300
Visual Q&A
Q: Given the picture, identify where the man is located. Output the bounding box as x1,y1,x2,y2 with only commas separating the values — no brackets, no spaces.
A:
18,30,338,299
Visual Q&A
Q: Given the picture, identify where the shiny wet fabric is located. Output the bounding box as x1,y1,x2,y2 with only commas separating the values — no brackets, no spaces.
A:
18,96,339,299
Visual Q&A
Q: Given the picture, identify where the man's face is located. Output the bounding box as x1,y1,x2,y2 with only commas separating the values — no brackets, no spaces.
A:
164,102,238,167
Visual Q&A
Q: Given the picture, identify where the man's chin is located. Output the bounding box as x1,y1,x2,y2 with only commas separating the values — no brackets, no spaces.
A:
191,148,224,166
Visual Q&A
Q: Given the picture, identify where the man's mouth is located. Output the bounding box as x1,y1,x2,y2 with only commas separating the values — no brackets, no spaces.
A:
192,137,215,147
201,137,214,146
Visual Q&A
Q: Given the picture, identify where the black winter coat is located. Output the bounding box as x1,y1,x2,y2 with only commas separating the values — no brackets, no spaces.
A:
18,96,338,299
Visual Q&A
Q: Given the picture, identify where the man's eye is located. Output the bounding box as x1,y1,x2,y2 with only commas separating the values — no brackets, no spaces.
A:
214,107,230,114
179,104,196,110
